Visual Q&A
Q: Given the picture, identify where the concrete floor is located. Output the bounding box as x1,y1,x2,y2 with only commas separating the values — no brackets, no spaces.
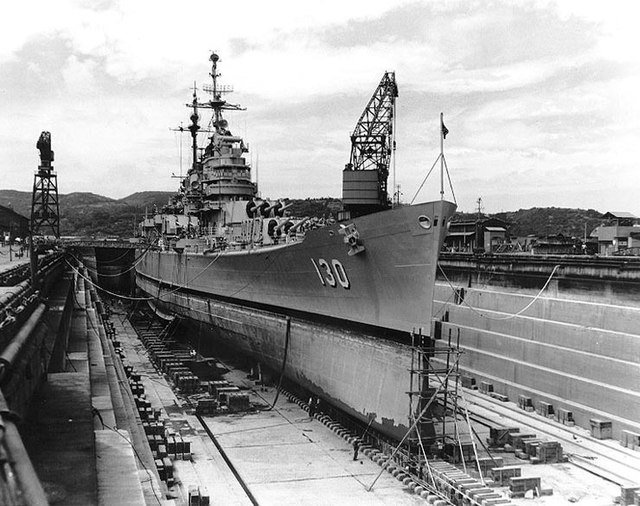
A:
465,389,640,482
463,390,630,505
110,303,637,505
0,244,29,271
112,310,427,505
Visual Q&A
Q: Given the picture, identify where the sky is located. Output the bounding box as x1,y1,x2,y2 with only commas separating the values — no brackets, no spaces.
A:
1,0,639,214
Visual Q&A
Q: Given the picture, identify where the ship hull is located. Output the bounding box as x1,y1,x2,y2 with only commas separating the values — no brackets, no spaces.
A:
135,201,456,439
137,283,419,439
137,201,455,333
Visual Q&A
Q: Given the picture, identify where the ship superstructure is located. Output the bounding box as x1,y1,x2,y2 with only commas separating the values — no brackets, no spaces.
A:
141,52,298,252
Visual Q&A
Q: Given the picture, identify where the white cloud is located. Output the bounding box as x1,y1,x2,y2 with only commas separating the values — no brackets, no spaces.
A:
1,0,639,217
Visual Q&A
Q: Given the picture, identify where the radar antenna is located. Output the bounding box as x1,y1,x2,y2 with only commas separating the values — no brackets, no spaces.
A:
342,72,397,218
197,52,245,134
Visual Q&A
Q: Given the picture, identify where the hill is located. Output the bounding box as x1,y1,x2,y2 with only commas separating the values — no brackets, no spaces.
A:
493,207,604,238
119,191,174,209
0,190,33,217
288,198,342,218
453,207,605,238
0,188,609,238
0,189,174,237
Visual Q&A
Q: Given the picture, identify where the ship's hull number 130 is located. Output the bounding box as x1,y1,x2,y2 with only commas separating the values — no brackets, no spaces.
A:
310,258,350,289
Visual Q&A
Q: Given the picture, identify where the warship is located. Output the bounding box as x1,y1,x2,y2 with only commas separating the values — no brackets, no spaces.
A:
135,53,456,439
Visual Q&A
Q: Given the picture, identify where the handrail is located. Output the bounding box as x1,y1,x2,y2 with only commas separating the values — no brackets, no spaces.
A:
0,389,49,505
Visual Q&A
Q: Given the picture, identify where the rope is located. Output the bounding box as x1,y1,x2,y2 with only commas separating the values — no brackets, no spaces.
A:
93,248,133,265
66,260,153,301
412,415,439,493
367,353,461,492
101,422,163,505
410,154,441,204
442,155,457,205
66,243,152,278
437,263,561,321
267,317,291,411
462,398,482,482
65,249,222,302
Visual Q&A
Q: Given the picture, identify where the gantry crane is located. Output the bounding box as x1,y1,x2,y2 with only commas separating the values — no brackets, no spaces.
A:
342,72,398,218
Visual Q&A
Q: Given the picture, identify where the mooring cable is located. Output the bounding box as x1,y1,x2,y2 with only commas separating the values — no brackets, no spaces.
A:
437,262,561,321
267,316,291,411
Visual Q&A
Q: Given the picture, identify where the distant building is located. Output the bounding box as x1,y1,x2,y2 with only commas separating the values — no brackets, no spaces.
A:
591,211,640,255
445,217,508,253
0,204,29,242
529,233,580,255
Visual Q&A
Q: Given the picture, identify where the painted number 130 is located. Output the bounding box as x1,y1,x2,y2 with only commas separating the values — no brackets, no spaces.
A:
310,258,350,289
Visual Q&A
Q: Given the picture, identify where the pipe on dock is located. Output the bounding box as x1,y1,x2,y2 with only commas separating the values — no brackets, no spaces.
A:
0,279,31,309
0,303,47,384
0,390,48,506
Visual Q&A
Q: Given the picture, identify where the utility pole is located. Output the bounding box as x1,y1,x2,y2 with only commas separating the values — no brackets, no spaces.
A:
476,197,483,219
440,113,445,200
394,184,402,206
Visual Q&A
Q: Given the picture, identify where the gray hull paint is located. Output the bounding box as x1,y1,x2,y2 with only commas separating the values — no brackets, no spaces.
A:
135,201,455,439
137,276,415,439
137,201,455,333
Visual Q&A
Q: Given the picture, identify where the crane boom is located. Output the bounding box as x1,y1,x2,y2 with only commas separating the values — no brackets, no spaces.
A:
342,72,398,218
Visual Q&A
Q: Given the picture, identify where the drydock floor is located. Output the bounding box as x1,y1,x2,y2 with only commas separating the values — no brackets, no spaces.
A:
15,266,637,505
462,393,632,504
112,306,635,505
112,310,426,505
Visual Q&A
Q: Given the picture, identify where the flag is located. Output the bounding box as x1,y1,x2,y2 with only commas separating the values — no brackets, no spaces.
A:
441,116,449,139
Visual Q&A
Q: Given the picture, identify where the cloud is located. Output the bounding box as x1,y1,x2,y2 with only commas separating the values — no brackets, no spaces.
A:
0,0,639,217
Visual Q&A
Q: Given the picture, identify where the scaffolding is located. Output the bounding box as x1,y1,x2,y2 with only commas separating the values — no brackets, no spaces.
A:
405,328,465,489
408,329,460,444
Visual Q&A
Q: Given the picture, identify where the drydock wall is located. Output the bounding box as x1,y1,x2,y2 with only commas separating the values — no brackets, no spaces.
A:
435,256,640,439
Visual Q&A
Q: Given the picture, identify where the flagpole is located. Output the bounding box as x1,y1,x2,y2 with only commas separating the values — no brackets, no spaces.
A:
440,112,445,200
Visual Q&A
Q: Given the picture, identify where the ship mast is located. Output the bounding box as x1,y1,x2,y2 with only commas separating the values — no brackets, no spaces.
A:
188,83,200,172
184,53,246,170
200,52,245,133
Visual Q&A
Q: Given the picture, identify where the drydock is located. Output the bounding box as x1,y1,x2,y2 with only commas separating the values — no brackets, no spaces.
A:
1,243,639,505
436,252,640,441
1,64,638,504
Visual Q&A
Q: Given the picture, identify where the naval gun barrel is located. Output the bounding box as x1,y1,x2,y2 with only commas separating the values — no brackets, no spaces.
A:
270,201,293,217
217,135,243,143
274,218,291,232
289,217,310,233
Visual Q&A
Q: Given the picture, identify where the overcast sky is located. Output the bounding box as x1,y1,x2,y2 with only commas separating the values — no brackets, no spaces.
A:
1,0,639,214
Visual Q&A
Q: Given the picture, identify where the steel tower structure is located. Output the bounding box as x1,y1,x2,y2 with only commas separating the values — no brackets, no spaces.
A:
31,131,60,239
